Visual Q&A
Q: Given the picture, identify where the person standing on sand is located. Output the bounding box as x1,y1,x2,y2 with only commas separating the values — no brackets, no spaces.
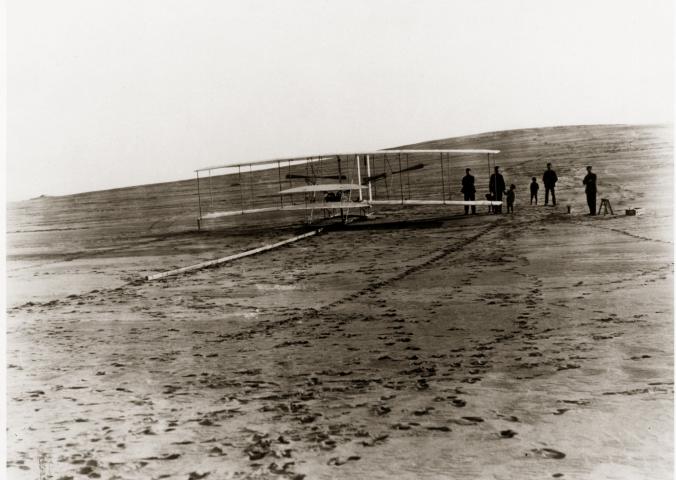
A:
484,192,495,214
542,163,558,206
506,184,516,213
461,168,476,215
530,177,539,205
583,165,597,215
489,166,506,213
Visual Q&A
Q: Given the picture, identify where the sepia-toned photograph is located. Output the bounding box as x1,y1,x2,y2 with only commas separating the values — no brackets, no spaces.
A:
5,1,674,479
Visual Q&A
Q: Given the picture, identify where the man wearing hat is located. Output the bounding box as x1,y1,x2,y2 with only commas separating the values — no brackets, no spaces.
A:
489,166,506,214
582,166,597,215
461,168,476,215
542,162,558,206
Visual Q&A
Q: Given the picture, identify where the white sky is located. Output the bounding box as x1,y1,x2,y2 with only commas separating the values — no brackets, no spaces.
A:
6,0,674,201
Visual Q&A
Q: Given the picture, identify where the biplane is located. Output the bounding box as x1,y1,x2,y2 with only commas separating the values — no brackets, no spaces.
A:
195,149,501,230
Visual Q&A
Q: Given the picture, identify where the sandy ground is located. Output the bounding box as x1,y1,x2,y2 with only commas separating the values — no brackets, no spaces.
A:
6,125,674,479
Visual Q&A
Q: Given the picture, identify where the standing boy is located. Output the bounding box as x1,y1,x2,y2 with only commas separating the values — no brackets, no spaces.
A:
530,177,539,205
506,184,516,213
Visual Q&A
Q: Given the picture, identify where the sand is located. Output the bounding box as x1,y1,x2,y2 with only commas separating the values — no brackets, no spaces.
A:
6,125,673,479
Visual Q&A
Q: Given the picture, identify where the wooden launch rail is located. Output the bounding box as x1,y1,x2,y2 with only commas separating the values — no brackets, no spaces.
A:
144,229,323,281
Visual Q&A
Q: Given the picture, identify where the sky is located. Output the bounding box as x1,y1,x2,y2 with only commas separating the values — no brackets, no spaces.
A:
6,0,674,201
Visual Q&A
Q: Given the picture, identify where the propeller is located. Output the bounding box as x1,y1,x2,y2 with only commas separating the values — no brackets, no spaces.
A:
363,163,425,183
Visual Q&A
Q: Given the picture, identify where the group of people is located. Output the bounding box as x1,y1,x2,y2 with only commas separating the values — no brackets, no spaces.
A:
460,163,598,215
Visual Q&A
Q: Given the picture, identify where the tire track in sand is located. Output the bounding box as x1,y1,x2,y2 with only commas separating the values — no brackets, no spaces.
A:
320,222,500,312
583,223,672,245
209,221,500,343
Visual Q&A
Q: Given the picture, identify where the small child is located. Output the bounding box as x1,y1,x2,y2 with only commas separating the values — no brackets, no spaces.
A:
530,177,539,205
506,184,516,213
485,192,495,214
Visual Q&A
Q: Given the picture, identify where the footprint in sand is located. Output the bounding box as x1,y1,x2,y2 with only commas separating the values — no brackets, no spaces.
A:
361,434,389,447
530,448,566,459
462,416,484,423
328,456,361,466
449,416,484,426
143,453,181,461
496,414,520,422
268,462,300,476
372,405,391,416
416,379,429,390
561,399,589,406
188,473,211,480
426,425,451,432
413,407,434,416
450,418,480,426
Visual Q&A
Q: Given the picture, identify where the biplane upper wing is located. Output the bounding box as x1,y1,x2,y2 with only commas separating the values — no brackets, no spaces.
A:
194,149,499,172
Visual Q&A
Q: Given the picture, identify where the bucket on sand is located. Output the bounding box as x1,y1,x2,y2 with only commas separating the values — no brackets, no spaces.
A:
625,208,642,216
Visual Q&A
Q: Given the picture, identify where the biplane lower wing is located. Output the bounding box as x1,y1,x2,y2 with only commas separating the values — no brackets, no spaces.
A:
201,201,370,220
200,199,501,220
279,184,365,195
370,200,502,206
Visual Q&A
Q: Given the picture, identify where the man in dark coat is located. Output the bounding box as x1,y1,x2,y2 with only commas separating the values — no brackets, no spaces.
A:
542,163,558,206
461,168,476,215
583,165,597,215
489,166,506,214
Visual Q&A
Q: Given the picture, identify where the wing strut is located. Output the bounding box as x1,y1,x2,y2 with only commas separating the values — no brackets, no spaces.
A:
486,153,490,187
406,154,411,200
238,166,244,214
398,153,404,204
440,152,446,202
196,171,203,231
366,154,373,202
385,154,390,198
277,160,283,208
249,164,255,209
356,155,363,201
208,169,213,208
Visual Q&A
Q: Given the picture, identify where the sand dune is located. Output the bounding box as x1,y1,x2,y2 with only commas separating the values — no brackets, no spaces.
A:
6,124,673,479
